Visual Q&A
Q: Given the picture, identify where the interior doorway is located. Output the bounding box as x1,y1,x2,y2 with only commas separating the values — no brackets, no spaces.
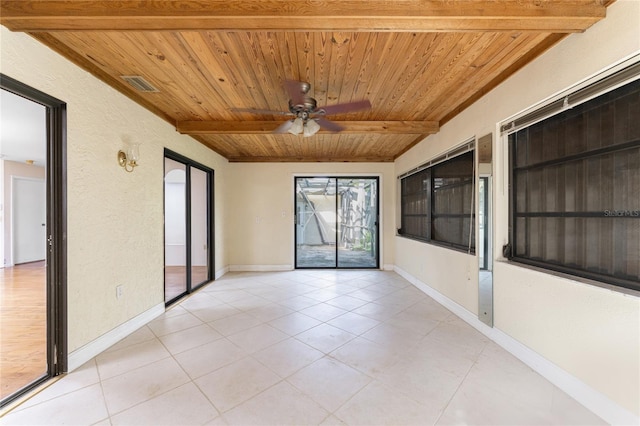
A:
0,76,67,407
295,177,379,269
164,150,214,305
12,177,46,264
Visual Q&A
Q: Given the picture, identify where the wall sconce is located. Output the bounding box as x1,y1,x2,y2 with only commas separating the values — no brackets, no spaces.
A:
117,142,140,172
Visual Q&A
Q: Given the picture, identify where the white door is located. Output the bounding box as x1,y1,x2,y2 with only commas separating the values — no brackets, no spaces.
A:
13,177,46,264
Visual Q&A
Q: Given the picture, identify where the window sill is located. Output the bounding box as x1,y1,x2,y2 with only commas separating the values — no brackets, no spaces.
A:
495,258,640,298
396,234,475,256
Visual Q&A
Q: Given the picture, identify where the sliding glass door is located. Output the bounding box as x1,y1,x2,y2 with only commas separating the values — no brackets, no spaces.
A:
1,79,66,407
164,150,213,305
295,177,379,269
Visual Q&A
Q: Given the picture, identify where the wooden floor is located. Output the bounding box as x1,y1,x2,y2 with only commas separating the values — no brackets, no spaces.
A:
165,266,209,302
0,261,47,401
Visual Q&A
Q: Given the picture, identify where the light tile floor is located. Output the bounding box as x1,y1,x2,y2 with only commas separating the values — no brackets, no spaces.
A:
1,270,605,425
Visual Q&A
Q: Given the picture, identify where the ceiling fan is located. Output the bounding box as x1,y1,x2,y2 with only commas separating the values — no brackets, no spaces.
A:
235,80,371,137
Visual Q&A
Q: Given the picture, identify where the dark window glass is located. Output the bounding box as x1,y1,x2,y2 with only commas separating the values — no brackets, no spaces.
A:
400,151,475,252
432,151,475,250
509,79,640,292
400,168,431,241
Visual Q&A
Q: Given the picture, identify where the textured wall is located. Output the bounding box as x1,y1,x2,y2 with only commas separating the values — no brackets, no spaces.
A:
0,27,229,352
394,0,640,415
395,237,478,314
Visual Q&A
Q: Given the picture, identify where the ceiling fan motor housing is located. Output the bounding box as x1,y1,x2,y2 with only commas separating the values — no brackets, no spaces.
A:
289,97,318,120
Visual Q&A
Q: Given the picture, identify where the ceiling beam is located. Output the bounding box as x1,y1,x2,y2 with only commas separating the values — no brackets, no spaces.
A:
0,1,607,32
177,120,439,135
227,156,395,163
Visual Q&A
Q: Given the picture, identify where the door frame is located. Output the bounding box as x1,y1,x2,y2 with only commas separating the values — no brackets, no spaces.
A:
0,74,67,407
294,175,380,269
163,149,214,306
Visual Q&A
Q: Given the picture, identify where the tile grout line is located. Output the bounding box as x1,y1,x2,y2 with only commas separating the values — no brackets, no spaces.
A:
430,338,491,426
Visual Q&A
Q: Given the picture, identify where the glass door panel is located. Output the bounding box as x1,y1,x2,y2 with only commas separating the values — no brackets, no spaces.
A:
296,177,337,267
164,159,187,302
0,88,50,404
190,167,209,287
337,178,378,268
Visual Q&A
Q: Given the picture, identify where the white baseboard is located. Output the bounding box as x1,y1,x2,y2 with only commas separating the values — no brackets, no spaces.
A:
394,265,639,426
489,327,639,425
229,264,293,272
382,264,395,271
67,303,165,372
215,266,229,280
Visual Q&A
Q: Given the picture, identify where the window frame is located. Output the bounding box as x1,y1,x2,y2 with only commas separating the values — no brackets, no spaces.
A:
398,143,476,254
503,60,640,293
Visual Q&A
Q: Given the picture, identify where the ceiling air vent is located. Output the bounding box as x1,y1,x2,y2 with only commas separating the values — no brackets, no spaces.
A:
121,75,159,92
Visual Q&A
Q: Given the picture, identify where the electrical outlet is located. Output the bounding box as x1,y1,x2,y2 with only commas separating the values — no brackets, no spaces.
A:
116,285,123,299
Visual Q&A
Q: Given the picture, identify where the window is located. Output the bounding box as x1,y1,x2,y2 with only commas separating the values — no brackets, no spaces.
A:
508,77,640,292
400,149,475,252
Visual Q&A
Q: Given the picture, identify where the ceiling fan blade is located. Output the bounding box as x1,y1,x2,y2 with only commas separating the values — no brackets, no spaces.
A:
231,107,293,116
317,99,372,115
315,117,344,133
273,120,294,134
284,80,308,106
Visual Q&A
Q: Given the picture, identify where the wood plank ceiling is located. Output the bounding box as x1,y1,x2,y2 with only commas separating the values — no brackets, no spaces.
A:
0,1,613,162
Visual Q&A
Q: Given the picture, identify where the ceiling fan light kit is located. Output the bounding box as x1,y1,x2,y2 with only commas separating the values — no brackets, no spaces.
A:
303,119,321,137
288,117,305,135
